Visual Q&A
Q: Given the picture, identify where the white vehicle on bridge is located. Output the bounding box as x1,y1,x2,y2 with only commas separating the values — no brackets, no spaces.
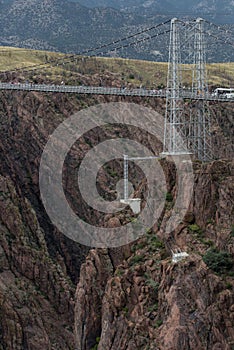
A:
213,88,234,99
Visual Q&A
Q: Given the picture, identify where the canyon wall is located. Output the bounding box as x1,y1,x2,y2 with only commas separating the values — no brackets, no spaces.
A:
0,86,232,349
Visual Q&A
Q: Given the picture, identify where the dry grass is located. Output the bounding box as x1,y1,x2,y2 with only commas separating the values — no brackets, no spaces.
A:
0,46,65,71
207,63,234,86
0,46,233,88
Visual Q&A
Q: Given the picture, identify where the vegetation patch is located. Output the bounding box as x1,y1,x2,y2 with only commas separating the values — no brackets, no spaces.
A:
188,224,203,234
203,248,233,274
154,319,163,328
148,303,158,312
131,240,147,253
122,306,129,315
115,268,124,276
90,337,100,350
165,192,173,202
146,278,159,293
129,254,144,266
146,233,165,251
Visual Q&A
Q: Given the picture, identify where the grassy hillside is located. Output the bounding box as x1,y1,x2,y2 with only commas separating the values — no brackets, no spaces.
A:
0,47,234,88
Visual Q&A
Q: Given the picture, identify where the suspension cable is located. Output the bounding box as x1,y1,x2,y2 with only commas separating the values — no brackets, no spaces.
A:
178,18,234,48
0,19,171,77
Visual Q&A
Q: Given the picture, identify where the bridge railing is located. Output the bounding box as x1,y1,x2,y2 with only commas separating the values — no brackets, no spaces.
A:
0,82,233,101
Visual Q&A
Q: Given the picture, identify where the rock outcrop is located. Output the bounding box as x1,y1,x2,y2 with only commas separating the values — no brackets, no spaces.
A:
0,174,74,349
0,67,233,349
74,159,234,350
0,86,163,348
0,90,94,349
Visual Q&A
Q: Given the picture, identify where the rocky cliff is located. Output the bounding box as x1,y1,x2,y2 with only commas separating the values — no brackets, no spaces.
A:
0,86,161,349
74,159,234,350
0,90,93,349
0,67,233,349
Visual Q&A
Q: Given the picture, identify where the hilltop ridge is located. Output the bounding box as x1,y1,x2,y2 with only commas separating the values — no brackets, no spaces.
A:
0,0,234,61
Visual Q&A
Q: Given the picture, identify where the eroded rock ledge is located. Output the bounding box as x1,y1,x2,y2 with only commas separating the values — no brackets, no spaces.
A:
74,160,234,350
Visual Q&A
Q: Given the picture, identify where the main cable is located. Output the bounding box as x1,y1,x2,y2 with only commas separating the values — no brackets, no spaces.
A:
204,19,234,37
178,18,234,48
0,19,171,77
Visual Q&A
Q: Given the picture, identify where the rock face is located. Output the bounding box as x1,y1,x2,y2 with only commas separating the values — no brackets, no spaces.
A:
158,257,234,350
0,174,75,349
74,159,234,350
74,249,114,350
0,70,233,349
0,86,163,348
0,90,93,349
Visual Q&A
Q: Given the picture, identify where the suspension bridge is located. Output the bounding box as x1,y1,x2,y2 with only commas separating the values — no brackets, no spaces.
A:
0,82,232,101
0,17,233,162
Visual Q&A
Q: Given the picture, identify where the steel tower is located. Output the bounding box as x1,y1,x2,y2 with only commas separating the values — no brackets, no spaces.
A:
162,18,190,156
190,18,212,161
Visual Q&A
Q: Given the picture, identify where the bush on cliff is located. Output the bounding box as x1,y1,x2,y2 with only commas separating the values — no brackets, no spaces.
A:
203,248,233,274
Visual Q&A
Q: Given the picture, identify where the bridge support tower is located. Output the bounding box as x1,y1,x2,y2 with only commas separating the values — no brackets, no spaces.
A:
190,18,212,161
162,18,191,157
162,17,212,161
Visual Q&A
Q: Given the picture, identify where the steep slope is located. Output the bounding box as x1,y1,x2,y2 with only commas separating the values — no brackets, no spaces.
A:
0,52,233,349
74,0,234,21
0,66,164,348
74,159,234,350
0,0,144,54
0,89,94,349
0,175,75,349
0,0,234,61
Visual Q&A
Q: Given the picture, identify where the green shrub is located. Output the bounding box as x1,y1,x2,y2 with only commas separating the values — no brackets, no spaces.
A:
129,254,144,266
188,224,202,233
200,238,214,247
147,234,165,251
154,319,163,328
203,248,233,274
90,337,101,350
148,303,158,312
226,282,232,290
188,224,205,240
137,241,147,250
122,306,129,315
115,269,124,276
165,192,173,202
146,279,159,293
131,241,146,253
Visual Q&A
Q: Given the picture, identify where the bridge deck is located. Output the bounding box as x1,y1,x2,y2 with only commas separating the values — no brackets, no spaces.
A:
0,82,233,102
